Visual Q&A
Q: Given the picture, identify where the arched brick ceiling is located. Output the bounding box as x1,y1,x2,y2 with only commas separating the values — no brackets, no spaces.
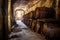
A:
11,0,30,5
12,0,40,13
12,0,39,6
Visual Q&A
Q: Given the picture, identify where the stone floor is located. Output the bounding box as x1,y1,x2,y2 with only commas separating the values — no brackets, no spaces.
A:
9,21,46,40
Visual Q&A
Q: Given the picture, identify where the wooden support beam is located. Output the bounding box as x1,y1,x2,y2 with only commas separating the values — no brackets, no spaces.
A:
8,0,11,32
56,0,59,19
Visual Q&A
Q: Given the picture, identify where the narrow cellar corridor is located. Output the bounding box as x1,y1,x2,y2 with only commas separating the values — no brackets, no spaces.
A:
0,0,60,40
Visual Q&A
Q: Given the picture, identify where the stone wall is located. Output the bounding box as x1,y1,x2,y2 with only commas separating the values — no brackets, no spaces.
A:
0,0,3,40
0,0,8,40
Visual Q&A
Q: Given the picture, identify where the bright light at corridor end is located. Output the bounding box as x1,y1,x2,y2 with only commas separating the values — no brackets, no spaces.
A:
15,9,25,20
17,11,21,17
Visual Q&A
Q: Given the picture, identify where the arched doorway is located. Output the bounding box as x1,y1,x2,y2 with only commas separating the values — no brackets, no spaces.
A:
15,9,25,21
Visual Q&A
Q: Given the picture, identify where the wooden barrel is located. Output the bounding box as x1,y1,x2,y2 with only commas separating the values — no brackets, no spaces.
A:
31,20,36,30
23,13,28,24
38,21,44,34
32,11,35,19
43,23,48,35
26,13,29,26
38,7,55,19
35,7,40,19
27,19,32,28
33,20,36,32
45,21,60,39
34,19,40,32
28,11,33,19
39,7,48,19
29,19,32,28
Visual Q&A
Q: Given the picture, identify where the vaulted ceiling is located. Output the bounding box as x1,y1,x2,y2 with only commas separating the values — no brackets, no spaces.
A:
12,0,39,7
12,0,40,13
11,0,30,5
12,0,55,14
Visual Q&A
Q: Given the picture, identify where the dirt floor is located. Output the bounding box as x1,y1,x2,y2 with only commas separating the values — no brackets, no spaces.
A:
9,21,46,40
